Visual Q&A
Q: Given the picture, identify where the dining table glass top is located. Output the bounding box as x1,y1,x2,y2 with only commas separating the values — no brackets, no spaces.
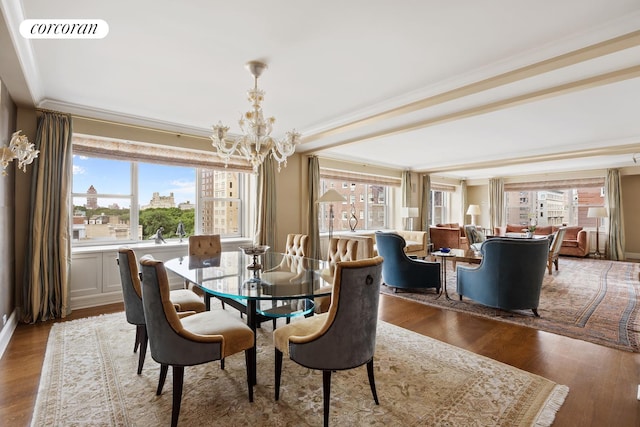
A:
164,250,331,301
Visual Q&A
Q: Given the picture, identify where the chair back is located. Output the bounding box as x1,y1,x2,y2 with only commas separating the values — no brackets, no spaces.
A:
285,234,309,257
464,225,485,245
549,227,567,257
289,257,383,370
188,235,222,257
327,238,358,275
139,256,223,366
374,232,408,267
117,247,145,326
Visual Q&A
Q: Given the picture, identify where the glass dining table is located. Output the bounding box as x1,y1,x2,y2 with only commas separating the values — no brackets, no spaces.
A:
164,250,331,385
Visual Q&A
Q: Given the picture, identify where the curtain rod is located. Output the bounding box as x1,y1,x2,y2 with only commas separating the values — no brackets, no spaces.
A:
35,108,210,140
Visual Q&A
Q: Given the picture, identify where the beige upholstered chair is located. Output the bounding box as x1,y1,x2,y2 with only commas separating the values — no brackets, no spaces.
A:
315,238,359,313
284,233,309,257
139,256,255,427
187,234,222,308
547,227,567,275
274,257,384,427
116,247,205,374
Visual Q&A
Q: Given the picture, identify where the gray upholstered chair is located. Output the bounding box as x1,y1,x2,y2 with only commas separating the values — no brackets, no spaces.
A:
273,256,384,427
139,256,255,427
547,227,567,275
315,237,359,313
374,232,441,293
284,233,310,257
464,225,486,252
456,237,549,316
117,247,205,374
187,234,222,309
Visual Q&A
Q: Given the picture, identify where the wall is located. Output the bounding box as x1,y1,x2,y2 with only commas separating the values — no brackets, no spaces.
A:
466,184,489,229
621,174,640,258
0,80,16,347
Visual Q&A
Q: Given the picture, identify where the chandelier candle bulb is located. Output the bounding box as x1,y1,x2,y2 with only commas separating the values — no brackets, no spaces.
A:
211,61,301,173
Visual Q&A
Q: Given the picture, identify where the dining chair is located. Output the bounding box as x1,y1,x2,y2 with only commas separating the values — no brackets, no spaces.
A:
139,256,255,427
117,247,205,374
547,227,567,275
315,237,359,313
273,256,384,427
284,233,310,257
187,234,222,309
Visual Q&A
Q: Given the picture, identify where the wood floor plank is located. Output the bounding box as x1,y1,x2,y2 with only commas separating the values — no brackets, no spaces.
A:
1,298,638,426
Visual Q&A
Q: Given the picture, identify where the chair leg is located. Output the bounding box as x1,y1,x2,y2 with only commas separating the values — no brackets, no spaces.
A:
366,359,379,405
157,364,168,395
137,325,148,375
171,366,184,427
532,308,540,317
245,349,254,402
323,370,332,427
220,358,225,370
133,325,141,353
554,258,559,271
275,348,283,401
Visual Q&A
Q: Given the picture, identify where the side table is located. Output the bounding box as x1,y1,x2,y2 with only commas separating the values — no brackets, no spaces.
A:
431,250,456,300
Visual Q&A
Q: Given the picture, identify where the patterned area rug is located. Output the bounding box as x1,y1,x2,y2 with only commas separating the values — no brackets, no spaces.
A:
381,257,640,352
32,312,568,426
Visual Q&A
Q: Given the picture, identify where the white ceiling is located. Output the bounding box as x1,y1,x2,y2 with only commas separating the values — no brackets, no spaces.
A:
1,0,640,179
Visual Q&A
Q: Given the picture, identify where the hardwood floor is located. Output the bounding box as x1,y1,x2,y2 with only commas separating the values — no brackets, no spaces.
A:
1,296,639,426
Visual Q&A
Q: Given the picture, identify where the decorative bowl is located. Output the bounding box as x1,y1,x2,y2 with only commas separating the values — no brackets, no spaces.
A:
439,247,451,253
239,245,270,256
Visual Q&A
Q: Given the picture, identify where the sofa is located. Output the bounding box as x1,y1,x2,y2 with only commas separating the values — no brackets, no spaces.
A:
429,223,468,250
493,224,588,257
366,230,429,258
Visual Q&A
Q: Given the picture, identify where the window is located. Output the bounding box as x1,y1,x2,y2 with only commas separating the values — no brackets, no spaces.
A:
504,186,605,227
429,190,449,225
72,153,247,245
318,178,391,232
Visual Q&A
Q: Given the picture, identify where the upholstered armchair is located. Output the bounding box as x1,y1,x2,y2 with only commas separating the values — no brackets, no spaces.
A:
139,256,255,427
556,226,589,257
315,237,359,313
375,232,440,293
273,257,384,427
456,238,549,316
547,227,567,274
464,225,486,252
117,247,205,374
429,223,468,250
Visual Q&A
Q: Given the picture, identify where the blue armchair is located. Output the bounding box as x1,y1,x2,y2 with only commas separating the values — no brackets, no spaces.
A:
375,232,441,293
456,237,549,316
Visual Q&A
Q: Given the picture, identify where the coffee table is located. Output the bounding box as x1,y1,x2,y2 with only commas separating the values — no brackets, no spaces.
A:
431,249,482,299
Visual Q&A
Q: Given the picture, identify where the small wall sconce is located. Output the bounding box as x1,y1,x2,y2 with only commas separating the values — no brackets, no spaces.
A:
1,130,39,176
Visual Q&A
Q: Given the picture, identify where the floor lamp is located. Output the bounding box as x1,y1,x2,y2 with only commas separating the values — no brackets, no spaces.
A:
587,207,607,258
318,189,346,240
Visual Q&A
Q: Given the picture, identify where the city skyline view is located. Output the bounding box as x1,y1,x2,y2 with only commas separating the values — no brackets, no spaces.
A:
72,155,196,209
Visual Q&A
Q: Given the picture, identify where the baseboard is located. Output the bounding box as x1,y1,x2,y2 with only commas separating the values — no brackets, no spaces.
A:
0,310,18,361
625,252,640,260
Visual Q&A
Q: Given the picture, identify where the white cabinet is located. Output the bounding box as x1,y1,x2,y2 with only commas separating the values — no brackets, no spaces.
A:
70,238,251,310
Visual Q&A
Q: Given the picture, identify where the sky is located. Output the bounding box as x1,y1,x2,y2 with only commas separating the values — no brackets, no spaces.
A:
72,155,196,209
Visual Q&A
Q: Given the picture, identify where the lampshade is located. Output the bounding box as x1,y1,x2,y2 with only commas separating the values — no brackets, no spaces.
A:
401,207,419,218
587,207,607,218
466,204,481,216
317,189,346,203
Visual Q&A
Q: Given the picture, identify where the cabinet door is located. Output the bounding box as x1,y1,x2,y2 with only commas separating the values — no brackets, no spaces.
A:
70,253,103,298
102,252,122,294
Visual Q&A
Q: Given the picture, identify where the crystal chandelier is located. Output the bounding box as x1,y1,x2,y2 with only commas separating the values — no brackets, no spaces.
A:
211,61,301,173
1,130,39,176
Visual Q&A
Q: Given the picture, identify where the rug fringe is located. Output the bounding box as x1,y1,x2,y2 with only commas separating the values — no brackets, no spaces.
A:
534,384,569,427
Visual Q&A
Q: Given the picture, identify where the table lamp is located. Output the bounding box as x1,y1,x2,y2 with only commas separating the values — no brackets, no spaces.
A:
466,204,481,226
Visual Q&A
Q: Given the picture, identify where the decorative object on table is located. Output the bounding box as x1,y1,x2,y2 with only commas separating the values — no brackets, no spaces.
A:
176,221,186,242
239,244,270,270
401,206,419,231
1,130,39,176
348,203,358,232
210,61,301,173
317,189,346,239
587,207,607,257
439,247,450,253
153,226,166,244
465,204,481,226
